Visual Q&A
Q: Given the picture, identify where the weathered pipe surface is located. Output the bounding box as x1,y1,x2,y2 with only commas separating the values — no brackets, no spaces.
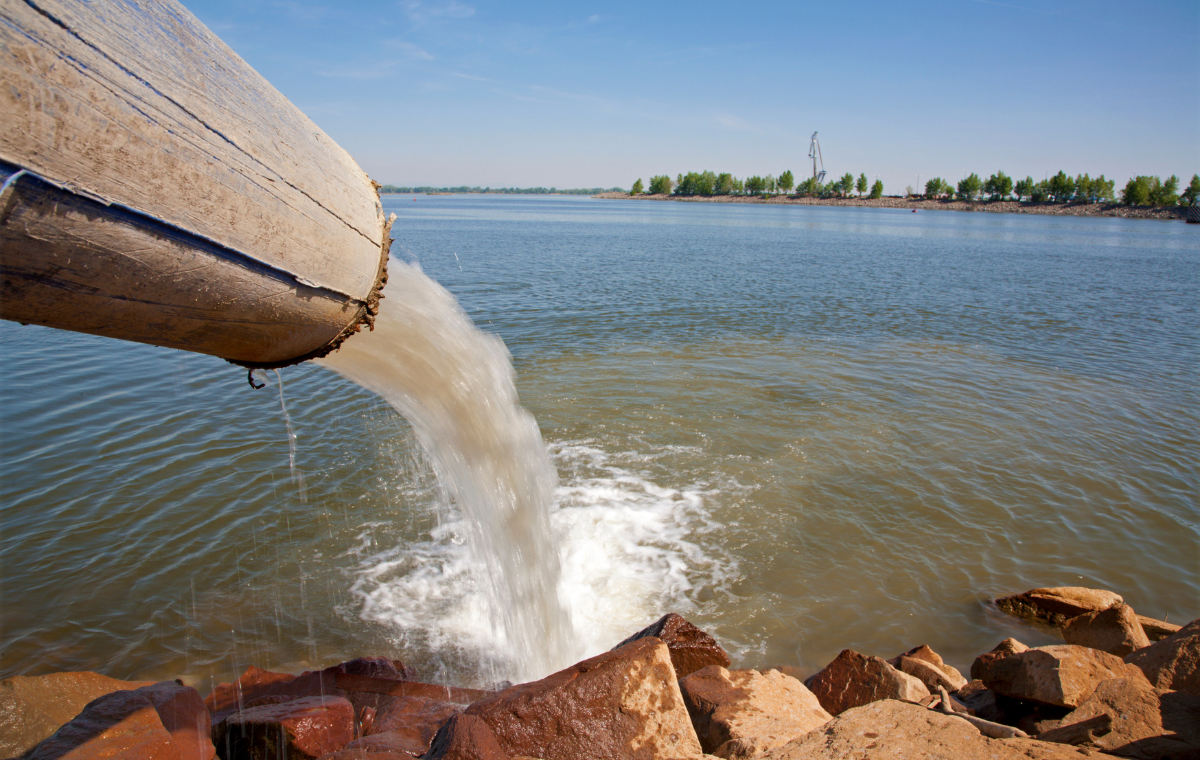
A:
0,0,391,367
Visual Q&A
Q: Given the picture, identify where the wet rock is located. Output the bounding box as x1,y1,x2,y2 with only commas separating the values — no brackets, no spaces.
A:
206,664,340,723
425,714,509,760
24,680,214,760
803,649,929,716
214,694,355,760
678,666,831,759
995,587,1123,627
1048,676,1200,759
1125,619,1200,695
976,643,1148,708
758,699,1103,759
465,637,703,760
0,670,156,758
1138,616,1182,643
615,613,732,679
334,657,417,682
1063,603,1151,657
343,695,462,756
886,645,968,694
970,638,1028,682
316,751,418,760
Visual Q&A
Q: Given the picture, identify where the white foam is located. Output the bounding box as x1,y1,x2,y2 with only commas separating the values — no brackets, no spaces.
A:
348,439,740,681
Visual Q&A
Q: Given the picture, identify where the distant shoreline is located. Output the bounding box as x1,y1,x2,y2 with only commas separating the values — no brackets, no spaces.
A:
592,192,1188,220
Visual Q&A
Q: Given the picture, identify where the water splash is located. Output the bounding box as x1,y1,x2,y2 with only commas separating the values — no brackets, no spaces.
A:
318,259,574,681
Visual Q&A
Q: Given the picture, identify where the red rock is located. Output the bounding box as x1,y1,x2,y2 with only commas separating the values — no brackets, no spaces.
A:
334,657,416,681
995,586,1123,626
344,695,461,756
758,699,1104,759
1138,615,1182,642
1062,603,1151,657
316,751,417,760
1125,619,1200,696
614,613,732,679
466,637,703,760
0,670,156,758
23,681,214,760
970,637,1029,682
887,645,967,692
424,714,509,760
955,680,1005,723
214,695,355,759
803,649,929,716
678,665,831,758
1049,676,1200,759
977,643,1148,708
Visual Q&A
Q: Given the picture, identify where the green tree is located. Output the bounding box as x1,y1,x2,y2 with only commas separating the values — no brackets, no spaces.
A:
1093,176,1115,202
715,173,734,195
1182,174,1200,206
766,175,778,195
1013,176,1034,201
1045,171,1074,202
1122,176,1152,205
1151,175,1179,206
984,171,1013,201
648,174,673,195
839,172,854,197
778,170,795,195
733,177,745,195
924,177,945,198
745,175,767,194
956,173,982,201
856,173,868,197
631,178,644,195
869,179,883,198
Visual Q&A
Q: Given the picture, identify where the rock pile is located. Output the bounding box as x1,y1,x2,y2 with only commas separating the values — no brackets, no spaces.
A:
6,598,1197,760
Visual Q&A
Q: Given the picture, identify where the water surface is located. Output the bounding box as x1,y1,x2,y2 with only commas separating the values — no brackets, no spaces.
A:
1,196,1196,691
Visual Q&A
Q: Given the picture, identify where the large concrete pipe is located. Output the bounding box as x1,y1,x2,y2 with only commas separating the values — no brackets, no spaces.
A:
0,0,392,368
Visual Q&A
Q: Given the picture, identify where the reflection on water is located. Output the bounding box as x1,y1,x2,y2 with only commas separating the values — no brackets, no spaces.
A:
1,196,1196,689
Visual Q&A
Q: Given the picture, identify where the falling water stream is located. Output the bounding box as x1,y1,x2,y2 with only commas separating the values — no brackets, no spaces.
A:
317,259,577,681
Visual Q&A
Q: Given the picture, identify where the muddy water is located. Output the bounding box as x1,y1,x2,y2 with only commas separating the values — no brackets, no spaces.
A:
1,196,1196,693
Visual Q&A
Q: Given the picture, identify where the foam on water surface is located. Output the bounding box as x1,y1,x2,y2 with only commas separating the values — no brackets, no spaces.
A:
346,438,741,683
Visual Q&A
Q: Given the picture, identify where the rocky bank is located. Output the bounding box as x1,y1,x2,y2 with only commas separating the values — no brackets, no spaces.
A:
3,588,1197,760
593,192,1190,220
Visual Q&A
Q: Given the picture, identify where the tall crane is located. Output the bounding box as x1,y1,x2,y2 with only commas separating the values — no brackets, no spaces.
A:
809,132,826,184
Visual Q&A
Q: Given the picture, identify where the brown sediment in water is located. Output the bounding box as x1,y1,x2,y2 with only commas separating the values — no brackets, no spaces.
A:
594,192,1188,220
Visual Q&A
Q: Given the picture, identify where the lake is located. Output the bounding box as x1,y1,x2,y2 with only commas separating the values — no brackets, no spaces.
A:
1,194,1196,694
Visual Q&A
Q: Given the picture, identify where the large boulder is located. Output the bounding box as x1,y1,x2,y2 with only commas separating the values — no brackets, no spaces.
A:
1046,676,1200,760
465,637,703,760
976,643,1148,708
887,645,967,693
213,694,355,759
0,670,155,758
803,649,929,716
614,613,732,679
677,666,831,759
970,638,1028,682
758,699,1106,759
995,587,1123,626
1062,603,1150,657
23,680,214,760
1125,619,1200,695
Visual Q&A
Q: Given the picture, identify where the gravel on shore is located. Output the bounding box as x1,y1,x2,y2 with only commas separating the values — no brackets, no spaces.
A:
592,192,1188,220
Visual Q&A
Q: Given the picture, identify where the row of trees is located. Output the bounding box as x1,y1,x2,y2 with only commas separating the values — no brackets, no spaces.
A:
637,170,883,199
923,171,1199,207
634,170,1198,207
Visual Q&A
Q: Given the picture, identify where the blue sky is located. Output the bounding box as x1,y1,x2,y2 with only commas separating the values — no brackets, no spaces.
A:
185,0,1198,192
